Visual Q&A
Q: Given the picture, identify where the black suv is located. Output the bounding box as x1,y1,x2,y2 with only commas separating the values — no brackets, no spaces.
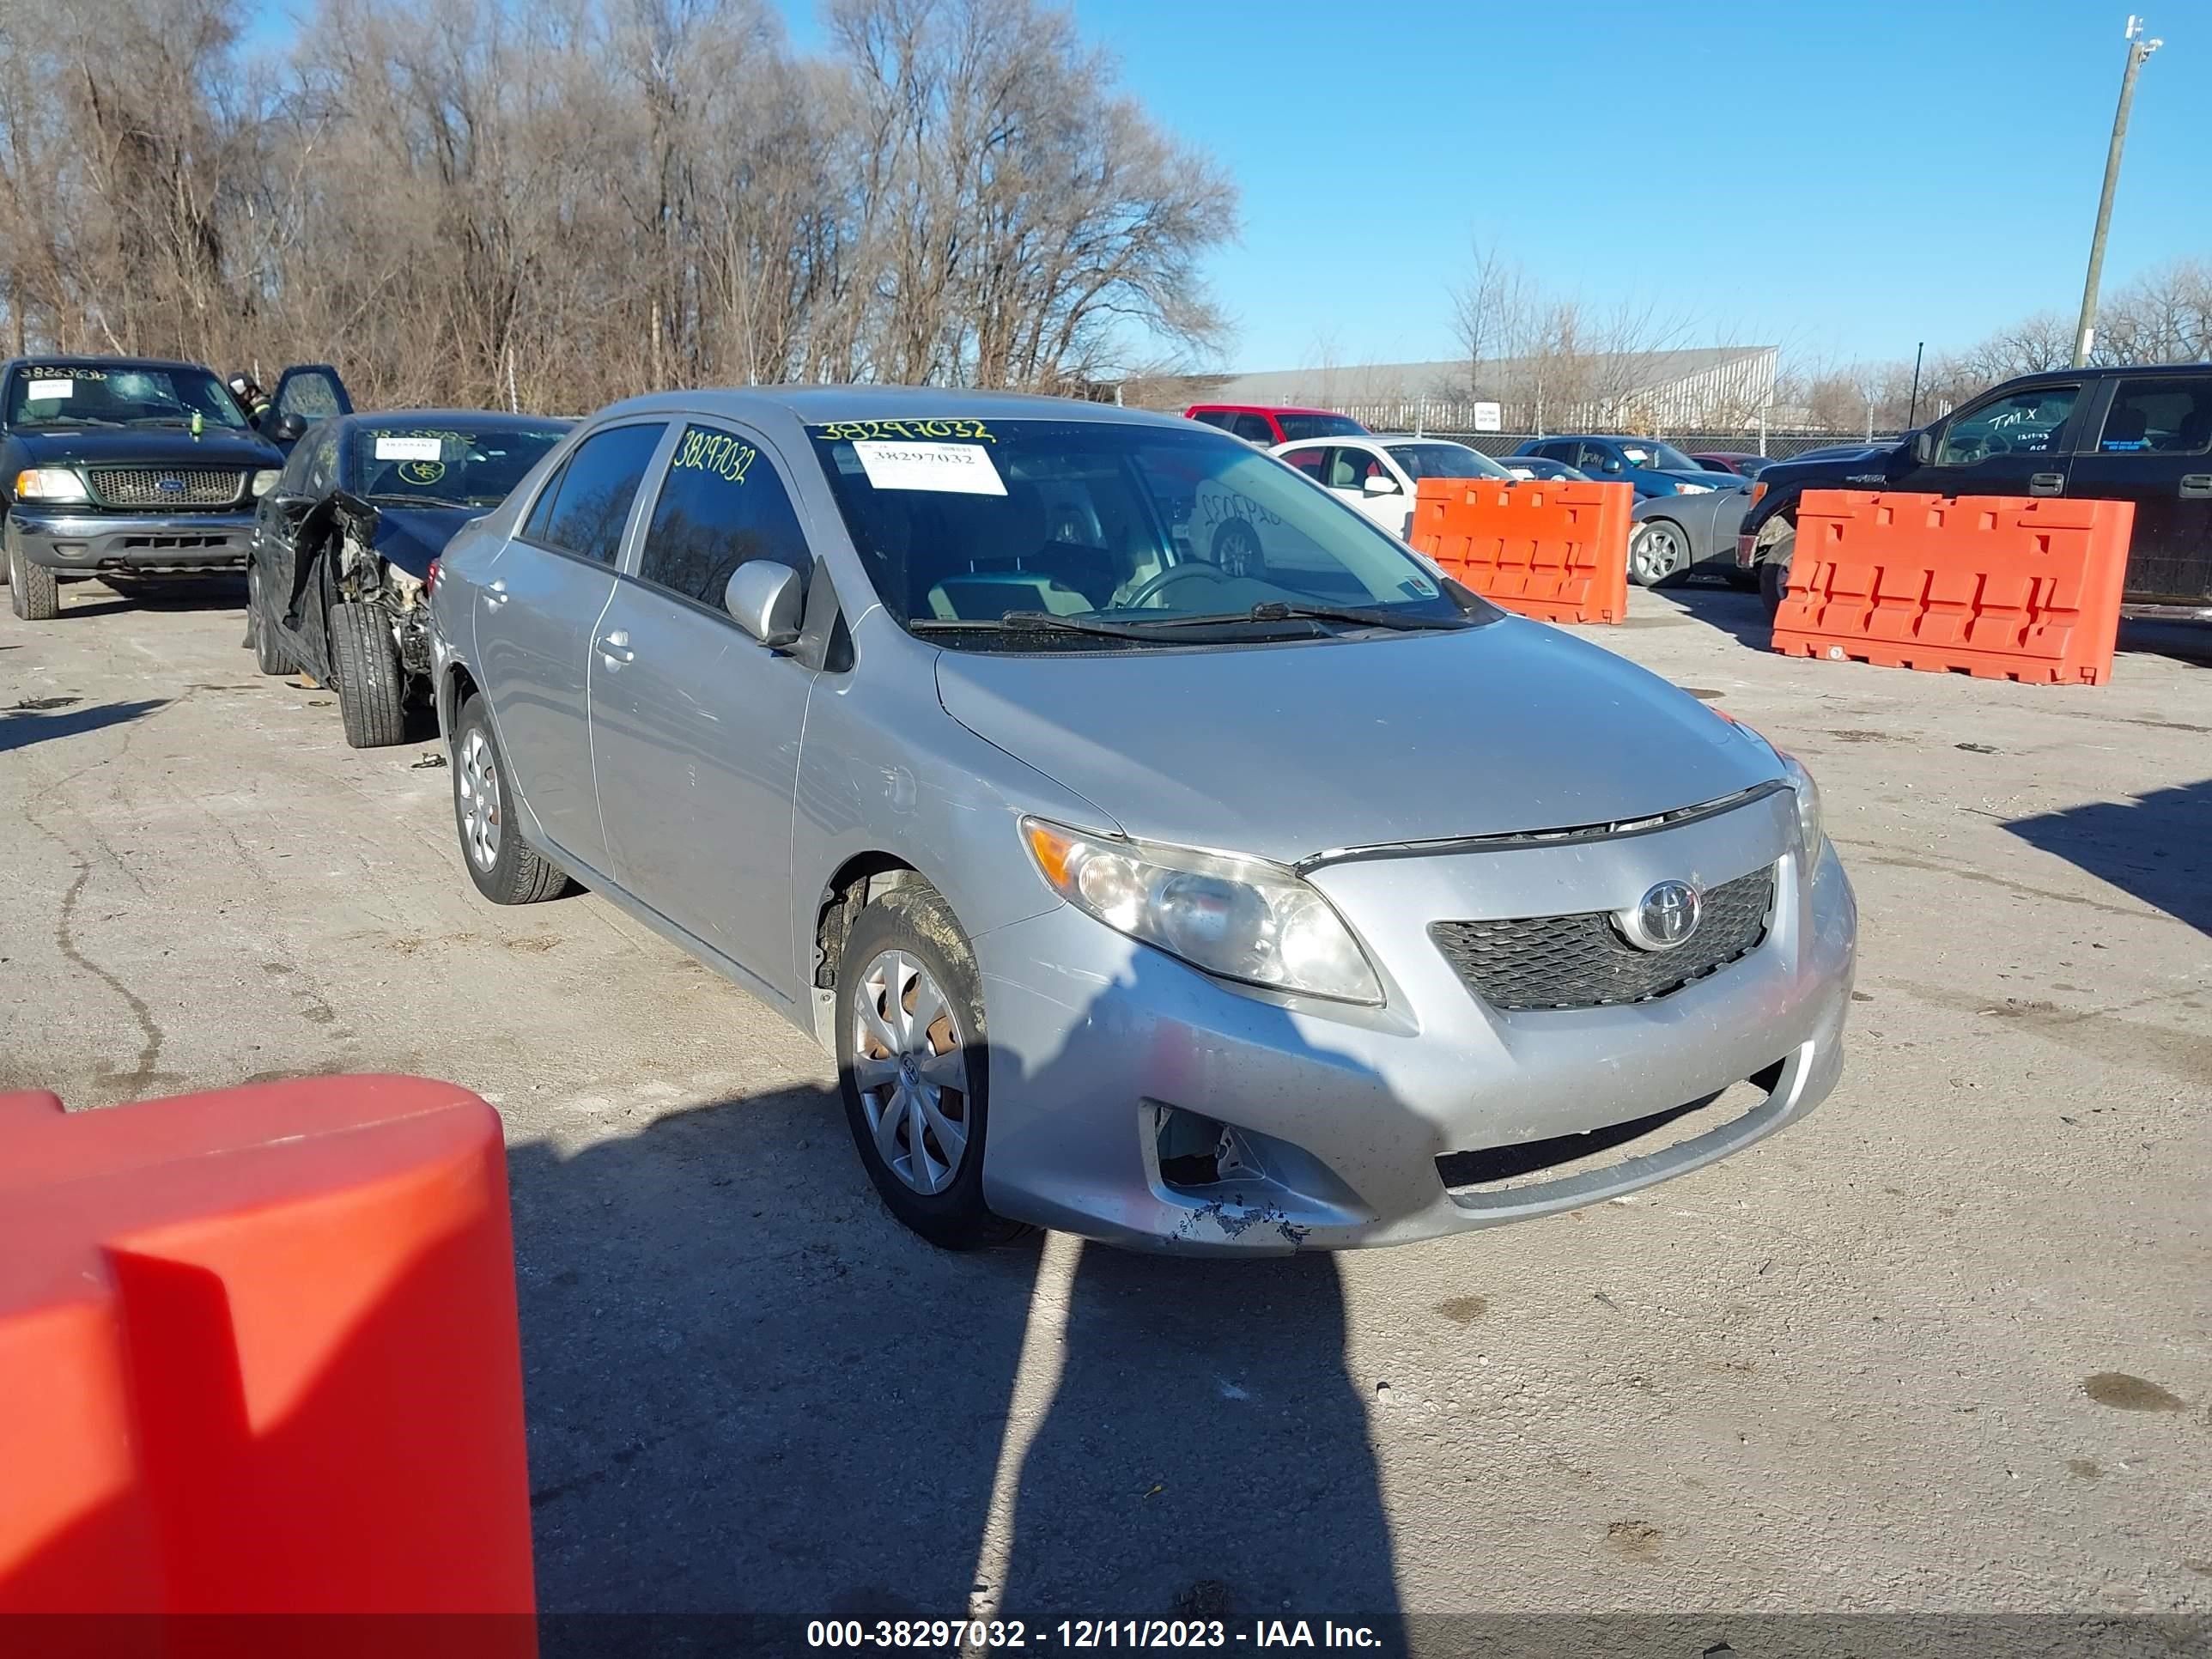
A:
2,357,349,621
1739,364,2212,620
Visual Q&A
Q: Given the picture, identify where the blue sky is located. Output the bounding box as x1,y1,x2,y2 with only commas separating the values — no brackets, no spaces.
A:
247,0,2210,374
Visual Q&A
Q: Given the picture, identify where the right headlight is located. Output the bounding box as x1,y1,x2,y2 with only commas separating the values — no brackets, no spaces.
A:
13,467,88,504
1778,752,1824,860
1021,818,1382,1004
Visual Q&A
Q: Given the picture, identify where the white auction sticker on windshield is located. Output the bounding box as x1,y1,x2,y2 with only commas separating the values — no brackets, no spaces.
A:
26,379,72,400
374,435,444,461
851,440,1005,496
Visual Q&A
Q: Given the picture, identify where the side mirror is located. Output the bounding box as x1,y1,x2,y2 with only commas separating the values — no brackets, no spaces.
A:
1361,473,1399,496
1912,430,1935,465
268,490,314,517
269,411,307,443
1603,457,1625,474
725,559,803,647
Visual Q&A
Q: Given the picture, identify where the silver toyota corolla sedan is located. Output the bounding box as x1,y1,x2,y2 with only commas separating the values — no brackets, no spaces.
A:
428,387,1856,1255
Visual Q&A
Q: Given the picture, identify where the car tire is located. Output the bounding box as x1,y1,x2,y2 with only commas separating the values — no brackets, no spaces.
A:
1758,527,1796,620
1628,520,1688,587
248,565,296,676
327,599,407,748
451,694,568,904
836,882,1026,1252
8,543,59,621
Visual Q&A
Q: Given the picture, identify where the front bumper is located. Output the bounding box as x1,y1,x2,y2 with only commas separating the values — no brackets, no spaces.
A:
972,788,1856,1254
7,507,254,574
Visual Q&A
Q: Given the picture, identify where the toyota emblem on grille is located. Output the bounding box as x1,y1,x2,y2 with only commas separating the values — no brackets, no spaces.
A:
155,477,185,493
1615,880,1702,952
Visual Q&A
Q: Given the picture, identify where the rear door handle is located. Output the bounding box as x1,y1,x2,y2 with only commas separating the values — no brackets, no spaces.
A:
596,629,634,665
483,579,509,606
2180,473,2212,499
2028,472,2065,495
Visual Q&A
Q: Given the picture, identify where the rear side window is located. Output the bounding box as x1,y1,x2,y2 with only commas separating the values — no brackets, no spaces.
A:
1230,413,1277,443
1187,410,1233,430
1279,446,1328,481
636,424,811,611
2098,378,2212,454
1275,413,1366,441
527,423,664,564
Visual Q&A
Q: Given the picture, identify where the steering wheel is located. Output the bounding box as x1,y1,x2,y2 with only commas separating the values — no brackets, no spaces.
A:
1121,560,1237,610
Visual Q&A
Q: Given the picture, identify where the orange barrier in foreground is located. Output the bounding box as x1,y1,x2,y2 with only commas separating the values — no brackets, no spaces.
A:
0,1075,535,1625
1409,477,1634,624
1772,490,2135,685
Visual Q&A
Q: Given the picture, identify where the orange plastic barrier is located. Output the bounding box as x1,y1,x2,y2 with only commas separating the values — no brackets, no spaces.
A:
1409,477,1634,624
0,1075,535,1624
1771,490,2135,685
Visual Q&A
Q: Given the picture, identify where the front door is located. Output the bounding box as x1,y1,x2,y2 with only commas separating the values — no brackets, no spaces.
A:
589,420,817,1001
1901,380,2087,501
477,419,669,876
2063,374,2212,605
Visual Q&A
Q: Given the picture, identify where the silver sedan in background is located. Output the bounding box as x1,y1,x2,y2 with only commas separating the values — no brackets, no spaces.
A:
1630,479,1756,587
428,388,1856,1255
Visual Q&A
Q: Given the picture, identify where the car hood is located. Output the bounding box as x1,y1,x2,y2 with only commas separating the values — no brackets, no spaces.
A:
933,620,1781,864
363,504,479,580
1655,469,1742,490
9,426,281,469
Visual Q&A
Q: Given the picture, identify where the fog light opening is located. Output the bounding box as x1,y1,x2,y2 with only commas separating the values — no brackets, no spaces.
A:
1154,1107,1265,1192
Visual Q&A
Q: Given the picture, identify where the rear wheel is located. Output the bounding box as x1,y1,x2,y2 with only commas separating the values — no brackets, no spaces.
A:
451,695,568,903
836,882,1025,1251
1628,520,1688,586
1758,527,1796,619
327,599,406,747
248,564,295,675
8,543,58,621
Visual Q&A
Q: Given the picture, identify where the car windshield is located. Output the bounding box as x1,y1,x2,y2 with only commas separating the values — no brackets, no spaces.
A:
1273,413,1366,441
1383,441,1512,482
5,363,247,430
347,422,568,508
807,418,1493,648
1618,441,1699,472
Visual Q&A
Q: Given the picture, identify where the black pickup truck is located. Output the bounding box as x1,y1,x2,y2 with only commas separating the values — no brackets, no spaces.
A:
3,356,350,621
1739,364,2212,621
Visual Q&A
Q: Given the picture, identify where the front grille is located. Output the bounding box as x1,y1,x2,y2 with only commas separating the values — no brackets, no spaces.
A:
1431,866,1775,1012
87,466,245,507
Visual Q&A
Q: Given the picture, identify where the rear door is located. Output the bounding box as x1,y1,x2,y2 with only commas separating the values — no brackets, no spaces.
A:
588,419,817,1000
477,418,670,876
2063,373,2212,605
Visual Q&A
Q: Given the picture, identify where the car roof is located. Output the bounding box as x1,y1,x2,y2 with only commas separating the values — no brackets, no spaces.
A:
592,385,1188,431
3,354,217,376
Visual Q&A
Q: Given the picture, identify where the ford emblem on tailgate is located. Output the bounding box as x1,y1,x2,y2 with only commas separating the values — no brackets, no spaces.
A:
1615,880,1702,952
155,477,185,493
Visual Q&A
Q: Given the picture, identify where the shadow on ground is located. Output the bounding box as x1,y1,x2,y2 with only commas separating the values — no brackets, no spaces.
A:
1651,579,1771,650
53,574,247,622
2006,778,2212,936
0,696,169,754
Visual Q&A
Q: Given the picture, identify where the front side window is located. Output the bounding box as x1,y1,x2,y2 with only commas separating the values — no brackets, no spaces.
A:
529,423,664,564
636,424,811,611
276,370,345,422
1275,413,1367,441
1384,441,1511,482
1575,443,1618,472
303,429,343,496
805,418,1492,647
2097,378,2211,454
1324,447,1386,490
349,422,567,509
1937,385,2080,465
4,362,248,430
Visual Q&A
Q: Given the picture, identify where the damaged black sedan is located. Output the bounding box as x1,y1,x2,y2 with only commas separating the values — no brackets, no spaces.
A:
246,411,568,747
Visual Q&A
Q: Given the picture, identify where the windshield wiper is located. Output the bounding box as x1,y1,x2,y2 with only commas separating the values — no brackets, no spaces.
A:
1134,601,1472,633
912,611,1178,642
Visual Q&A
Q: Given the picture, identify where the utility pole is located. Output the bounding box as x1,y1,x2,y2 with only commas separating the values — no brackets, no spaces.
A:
1905,341,1924,430
2072,15,2162,368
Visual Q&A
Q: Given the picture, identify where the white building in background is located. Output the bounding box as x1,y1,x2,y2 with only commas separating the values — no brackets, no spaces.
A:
1177,346,1780,434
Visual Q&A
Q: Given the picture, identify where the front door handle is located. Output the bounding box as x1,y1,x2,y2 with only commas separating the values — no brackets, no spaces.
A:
596,629,634,666
2180,473,2212,499
2028,472,2065,495
483,579,510,606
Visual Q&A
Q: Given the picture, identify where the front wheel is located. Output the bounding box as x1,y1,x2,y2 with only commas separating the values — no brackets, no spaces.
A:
327,599,407,748
1628,520,1688,586
1758,527,1796,620
451,695,568,904
836,883,1026,1251
8,543,59,620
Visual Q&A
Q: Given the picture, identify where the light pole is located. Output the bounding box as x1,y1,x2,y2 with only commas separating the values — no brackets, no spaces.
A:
2072,15,2162,368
